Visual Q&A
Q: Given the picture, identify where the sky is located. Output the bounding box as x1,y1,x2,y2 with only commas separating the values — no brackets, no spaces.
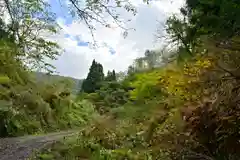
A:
46,0,185,79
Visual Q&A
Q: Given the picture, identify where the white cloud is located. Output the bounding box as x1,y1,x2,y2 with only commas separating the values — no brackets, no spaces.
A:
154,0,185,15
49,0,184,79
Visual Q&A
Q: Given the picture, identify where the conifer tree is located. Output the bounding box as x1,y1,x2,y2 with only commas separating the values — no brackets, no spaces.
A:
105,70,116,81
81,60,104,93
112,70,116,81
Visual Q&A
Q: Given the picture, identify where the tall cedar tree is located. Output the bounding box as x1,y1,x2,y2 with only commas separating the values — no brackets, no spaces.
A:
81,60,104,93
112,70,116,81
105,70,116,81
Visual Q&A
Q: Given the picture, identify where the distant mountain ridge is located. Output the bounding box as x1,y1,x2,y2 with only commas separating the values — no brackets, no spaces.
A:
33,72,83,94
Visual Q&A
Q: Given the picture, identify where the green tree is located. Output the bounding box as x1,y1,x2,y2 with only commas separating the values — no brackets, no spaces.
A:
1,0,60,72
127,65,135,75
105,71,112,81
116,71,127,82
185,0,240,38
144,50,162,69
181,0,240,51
112,70,116,81
160,15,203,62
105,70,116,81
82,60,104,93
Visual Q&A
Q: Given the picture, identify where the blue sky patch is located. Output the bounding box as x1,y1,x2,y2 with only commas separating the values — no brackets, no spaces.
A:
64,33,88,47
48,0,91,48
77,41,89,46
64,34,71,38
109,47,116,55
74,36,81,41
49,0,73,25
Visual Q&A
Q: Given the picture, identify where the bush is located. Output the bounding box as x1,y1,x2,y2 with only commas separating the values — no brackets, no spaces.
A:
0,78,99,137
83,81,129,114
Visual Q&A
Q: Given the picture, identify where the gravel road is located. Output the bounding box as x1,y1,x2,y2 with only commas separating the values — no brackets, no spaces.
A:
0,130,79,160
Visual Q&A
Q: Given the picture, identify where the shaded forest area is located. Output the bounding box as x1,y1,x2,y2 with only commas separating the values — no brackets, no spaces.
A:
1,0,240,159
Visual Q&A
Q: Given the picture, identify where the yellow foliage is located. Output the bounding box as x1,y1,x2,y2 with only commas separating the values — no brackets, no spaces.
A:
162,56,213,101
129,54,214,104
0,75,10,84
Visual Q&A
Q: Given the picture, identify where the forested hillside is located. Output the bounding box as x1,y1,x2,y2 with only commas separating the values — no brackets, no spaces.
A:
33,72,83,93
1,0,240,159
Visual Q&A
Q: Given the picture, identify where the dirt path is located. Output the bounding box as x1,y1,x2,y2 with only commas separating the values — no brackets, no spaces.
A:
0,130,79,160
